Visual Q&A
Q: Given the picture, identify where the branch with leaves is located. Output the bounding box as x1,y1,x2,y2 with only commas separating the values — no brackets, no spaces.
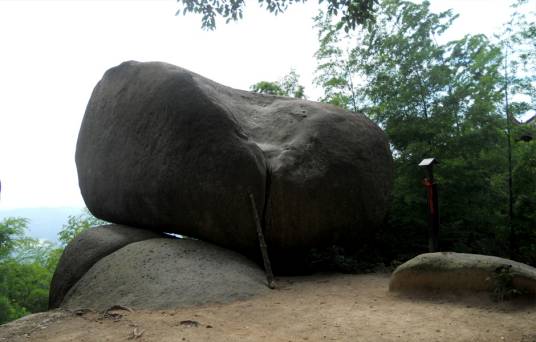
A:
176,0,377,31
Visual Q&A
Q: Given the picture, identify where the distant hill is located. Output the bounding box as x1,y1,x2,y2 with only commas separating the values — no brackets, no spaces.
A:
0,207,84,243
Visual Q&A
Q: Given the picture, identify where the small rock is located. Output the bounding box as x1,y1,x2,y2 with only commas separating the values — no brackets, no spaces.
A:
179,320,200,328
390,252,536,295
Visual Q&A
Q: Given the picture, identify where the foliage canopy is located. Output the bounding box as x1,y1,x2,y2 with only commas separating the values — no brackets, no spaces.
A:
314,0,536,264
0,210,105,324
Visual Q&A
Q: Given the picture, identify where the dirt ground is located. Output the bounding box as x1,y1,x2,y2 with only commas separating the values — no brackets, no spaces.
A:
1,273,535,342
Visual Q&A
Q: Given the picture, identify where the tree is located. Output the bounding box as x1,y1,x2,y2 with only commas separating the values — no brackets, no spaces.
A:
0,217,60,324
500,0,536,261
314,12,365,112
315,0,513,262
12,237,57,266
0,294,27,325
177,0,377,31
251,69,306,98
0,217,27,259
0,261,51,319
511,138,536,264
58,208,106,246
0,217,29,323
0,210,107,324
509,0,536,113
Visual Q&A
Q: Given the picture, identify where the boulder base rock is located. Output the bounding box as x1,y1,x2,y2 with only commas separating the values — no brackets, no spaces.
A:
76,61,393,271
49,224,164,309
389,252,536,295
61,238,269,310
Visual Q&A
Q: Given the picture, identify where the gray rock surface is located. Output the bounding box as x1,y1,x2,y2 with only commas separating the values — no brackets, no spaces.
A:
61,238,269,310
76,61,393,271
49,224,164,309
389,252,536,295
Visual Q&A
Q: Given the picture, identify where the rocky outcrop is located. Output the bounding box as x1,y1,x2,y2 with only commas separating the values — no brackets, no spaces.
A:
389,252,536,295
76,61,393,271
49,225,164,309
61,238,269,310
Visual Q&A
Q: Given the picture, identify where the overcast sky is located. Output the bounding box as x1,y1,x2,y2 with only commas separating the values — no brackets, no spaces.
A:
0,0,519,209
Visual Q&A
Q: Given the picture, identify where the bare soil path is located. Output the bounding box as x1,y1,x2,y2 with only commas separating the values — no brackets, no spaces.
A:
1,273,535,342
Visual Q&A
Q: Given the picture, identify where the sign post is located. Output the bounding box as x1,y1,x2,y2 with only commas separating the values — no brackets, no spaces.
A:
419,158,439,252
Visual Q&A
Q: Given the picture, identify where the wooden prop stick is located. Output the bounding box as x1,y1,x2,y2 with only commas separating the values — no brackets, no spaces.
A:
248,193,276,289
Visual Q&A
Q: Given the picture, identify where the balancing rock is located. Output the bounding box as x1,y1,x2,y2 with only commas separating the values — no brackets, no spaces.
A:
76,61,393,271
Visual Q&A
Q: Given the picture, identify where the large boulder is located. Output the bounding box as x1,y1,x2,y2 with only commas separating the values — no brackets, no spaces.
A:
61,238,269,310
389,252,536,295
76,61,393,271
49,224,164,309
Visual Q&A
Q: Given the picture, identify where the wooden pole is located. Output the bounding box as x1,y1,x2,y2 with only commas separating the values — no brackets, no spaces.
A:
248,193,276,289
424,167,439,252
504,48,516,258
